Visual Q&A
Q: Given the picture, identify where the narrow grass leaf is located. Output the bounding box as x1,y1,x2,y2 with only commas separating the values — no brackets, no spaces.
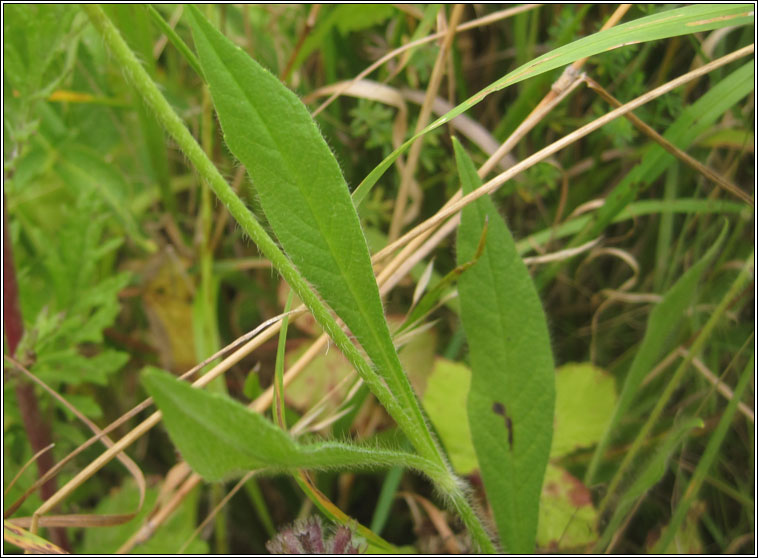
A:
397,224,487,336
274,291,294,430
142,367,442,482
353,4,753,205
290,5,396,79
370,466,405,534
578,61,754,245
517,198,747,255
185,6,434,458
454,138,555,553
585,222,729,484
596,416,703,551
653,355,754,553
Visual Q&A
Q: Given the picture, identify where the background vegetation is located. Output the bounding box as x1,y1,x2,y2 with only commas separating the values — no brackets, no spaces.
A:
4,4,754,554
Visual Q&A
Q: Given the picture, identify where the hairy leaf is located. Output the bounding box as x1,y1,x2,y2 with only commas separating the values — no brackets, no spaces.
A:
142,368,442,482
185,6,434,458
454,138,555,552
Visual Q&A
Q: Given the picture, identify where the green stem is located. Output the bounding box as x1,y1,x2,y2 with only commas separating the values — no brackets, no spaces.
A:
598,250,754,516
82,3,417,456
83,5,495,551
445,481,499,553
145,5,203,78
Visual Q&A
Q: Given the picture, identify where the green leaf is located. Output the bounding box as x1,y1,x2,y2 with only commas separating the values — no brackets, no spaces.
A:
184,6,434,458
552,363,617,458
56,145,154,252
3,4,76,96
142,367,442,482
353,4,754,205
585,221,729,483
454,138,555,553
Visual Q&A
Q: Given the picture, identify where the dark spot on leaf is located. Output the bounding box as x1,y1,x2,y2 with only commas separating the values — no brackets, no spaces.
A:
492,402,513,451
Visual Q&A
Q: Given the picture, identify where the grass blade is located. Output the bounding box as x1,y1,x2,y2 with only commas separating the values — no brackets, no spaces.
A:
585,222,729,485
652,354,754,553
352,4,753,206
596,417,704,551
454,138,555,552
598,248,754,514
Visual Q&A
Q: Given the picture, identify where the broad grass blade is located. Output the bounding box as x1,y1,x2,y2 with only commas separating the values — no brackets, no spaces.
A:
454,138,555,553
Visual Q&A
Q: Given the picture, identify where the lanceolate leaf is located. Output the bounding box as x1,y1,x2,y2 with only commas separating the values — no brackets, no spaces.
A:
185,6,435,459
142,368,442,482
454,138,555,553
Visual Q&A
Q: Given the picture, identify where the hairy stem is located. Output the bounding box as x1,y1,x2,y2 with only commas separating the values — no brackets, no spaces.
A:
83,5,495,551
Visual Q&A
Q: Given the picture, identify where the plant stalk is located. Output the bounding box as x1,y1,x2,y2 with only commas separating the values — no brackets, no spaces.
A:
83,4,496,552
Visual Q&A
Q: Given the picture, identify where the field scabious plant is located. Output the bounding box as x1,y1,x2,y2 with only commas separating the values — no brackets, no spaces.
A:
4,4,753,554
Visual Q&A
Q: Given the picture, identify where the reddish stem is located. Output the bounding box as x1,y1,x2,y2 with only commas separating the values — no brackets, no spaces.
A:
4,198,69,550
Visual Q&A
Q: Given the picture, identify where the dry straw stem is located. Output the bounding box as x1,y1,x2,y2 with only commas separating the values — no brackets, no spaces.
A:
389,4,465,242
684,348,755,422
4,356,145,529
522,238,602,265
373,44,755,264
3,443,55,498
400,491,463,553
478,3,632,178
311,4,540,118
585,76,754,206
